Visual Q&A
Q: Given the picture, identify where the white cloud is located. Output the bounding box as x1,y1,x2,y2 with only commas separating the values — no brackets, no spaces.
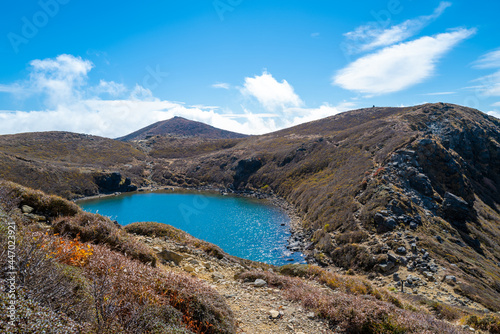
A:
491,102,500,107
471,49,500,97
0,55,351,137
344,2,451,54
474,71,500,96
473,49,500,69
334,28,476,95
91,80,127,97
311,32,320,39
422,91,456,96
240,71,303,111
487,110,500,119
212,82,230,89
29,54,93,107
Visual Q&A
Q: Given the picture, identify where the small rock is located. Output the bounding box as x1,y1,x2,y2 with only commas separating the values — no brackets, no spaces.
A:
21,205,34,214
393,273,401,281
306,312,315,319
254,279,267,287
269,310,281,319
423,271,435,281
188,258,199,265
410,222,418,230
444,275,457,284
183,265,195,273
212,273,224,281
152,246,162,252
396,246,407,255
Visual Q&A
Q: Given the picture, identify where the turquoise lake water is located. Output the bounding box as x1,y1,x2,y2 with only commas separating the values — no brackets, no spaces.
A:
78,191,305,265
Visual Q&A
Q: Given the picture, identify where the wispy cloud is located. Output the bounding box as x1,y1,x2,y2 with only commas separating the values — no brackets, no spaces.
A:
311,32,320,39
334,28,476,95
240,71,303,111
471,49,500,97
91,80,128,97
422,91,456,96
344,2,452,54
473,49,500,69
211,82,230,89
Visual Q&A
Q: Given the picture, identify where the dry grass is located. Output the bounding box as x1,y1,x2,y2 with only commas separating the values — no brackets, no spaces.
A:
237,269,465,333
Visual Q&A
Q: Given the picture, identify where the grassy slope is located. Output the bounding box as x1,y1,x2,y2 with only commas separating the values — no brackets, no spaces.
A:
0,131,147,198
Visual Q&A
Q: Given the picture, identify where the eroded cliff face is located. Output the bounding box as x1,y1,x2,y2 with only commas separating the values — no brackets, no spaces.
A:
353,104,500,311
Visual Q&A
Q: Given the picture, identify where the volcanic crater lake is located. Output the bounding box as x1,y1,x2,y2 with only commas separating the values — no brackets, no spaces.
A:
78,191,305,265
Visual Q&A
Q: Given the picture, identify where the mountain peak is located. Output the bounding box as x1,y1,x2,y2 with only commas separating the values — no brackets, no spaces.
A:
117,117,248,141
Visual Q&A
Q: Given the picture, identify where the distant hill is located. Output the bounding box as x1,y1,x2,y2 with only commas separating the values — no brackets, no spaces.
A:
0,131,146,197
117,116,248,141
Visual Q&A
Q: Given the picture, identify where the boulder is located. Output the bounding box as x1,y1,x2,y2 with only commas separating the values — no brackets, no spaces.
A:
396,247,407,255
409,173,434,196
21,205,34,214
158,250,184,265
444,275,457,285
253,279,267,287
211,272,224,282
442,192,471,220
94,172,138,193
183,265,195,273
374,212,397,232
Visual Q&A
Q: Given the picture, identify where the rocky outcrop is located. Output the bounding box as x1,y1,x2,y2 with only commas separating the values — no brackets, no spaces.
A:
442,192,471,221
232,158,263,188
94,172,137,194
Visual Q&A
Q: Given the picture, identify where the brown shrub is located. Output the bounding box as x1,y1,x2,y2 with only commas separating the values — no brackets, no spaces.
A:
238,269,464,333
0,180,79,218
86,245,235,334
330,244,377,270
53,212,157,266
125,221,226,260
464,314,500,333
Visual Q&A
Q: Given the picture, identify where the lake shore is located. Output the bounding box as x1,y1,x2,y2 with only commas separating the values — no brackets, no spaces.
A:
75,184,313,264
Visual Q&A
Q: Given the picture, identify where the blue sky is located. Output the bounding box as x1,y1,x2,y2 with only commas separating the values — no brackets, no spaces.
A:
0,0,499,137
